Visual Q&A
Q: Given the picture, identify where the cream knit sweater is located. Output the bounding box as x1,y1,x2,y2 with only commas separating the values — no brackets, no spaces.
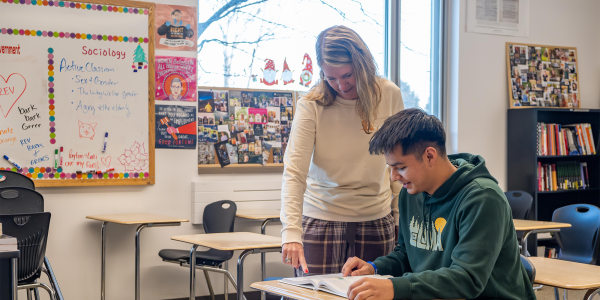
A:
281,79,404,244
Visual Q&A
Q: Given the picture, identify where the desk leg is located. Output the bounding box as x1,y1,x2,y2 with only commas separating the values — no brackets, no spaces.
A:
521,230,531,256
260,219,272,300
101,221,107,300
135,224,148,300
237,250,253,300
12,258,18,300
189,245,198,300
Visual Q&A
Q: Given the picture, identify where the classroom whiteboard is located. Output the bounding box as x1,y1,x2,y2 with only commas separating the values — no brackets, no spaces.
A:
0,0,155,187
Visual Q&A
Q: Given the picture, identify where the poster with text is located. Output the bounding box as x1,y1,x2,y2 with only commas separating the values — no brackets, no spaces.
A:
155,56,197,101
155,4,197,51
155,105,196,149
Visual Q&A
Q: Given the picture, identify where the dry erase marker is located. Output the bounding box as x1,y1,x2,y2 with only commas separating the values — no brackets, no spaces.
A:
3,155,21,169
102,132,108,152
76,169,96,174
59,147,64,167
96,168,114,174
54,149,58,169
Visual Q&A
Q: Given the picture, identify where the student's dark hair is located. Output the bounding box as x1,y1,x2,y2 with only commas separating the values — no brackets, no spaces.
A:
369,108,446,159
171,9,182,15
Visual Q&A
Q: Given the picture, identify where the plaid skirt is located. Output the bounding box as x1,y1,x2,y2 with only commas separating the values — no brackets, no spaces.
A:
295,213,395,277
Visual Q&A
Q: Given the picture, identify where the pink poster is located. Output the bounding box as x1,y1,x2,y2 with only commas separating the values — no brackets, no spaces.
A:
249,108,267,124
155,56,197,102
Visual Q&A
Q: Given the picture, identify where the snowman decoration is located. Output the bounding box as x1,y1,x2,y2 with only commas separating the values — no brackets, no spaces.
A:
260,59,279,86
281,58,294,85
299,53,313,87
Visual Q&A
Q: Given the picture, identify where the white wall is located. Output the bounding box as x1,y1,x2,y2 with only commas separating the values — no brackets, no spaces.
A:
28,1,600,299
451,0,600,190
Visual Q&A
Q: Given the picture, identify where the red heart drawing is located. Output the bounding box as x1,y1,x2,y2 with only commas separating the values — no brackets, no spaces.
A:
0,73,27,118
101,156,111,168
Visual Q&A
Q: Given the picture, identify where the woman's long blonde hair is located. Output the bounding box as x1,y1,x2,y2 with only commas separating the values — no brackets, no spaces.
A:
304,25,382,133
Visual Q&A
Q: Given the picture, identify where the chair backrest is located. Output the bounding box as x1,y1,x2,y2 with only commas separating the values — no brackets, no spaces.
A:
203,200,237,234
520,254,536,285
552,204,600,264
504,191,533,219
0,187,44,214
0,212,51,283
0,170,35,190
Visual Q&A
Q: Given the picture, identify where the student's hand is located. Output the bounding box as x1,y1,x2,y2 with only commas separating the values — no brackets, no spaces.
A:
347,278,394,300
282,242,308,272
342,257,374,277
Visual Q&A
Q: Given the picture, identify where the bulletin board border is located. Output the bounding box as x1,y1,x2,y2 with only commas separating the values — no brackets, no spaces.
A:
2,0,156,187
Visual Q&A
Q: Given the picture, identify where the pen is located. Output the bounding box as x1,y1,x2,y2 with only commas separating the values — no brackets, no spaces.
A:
54,149,58,169
102,132,108,152
96,168,114,174
3,155,21,169
59,147,63,167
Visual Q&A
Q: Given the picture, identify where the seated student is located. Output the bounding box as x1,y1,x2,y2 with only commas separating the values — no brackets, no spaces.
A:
341,108,535,300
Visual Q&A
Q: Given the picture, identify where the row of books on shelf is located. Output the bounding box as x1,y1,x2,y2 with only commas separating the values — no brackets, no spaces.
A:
537,161,590,191
537,245,560,258
537,123,596,156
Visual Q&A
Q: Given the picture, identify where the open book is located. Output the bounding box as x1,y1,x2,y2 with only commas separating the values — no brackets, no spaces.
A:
279,273,392,298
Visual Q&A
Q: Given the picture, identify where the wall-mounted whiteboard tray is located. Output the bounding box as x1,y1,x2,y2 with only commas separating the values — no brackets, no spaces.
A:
0,0,156,187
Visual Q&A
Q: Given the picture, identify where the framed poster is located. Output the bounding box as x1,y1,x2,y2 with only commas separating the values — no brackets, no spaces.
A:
507,42,580,109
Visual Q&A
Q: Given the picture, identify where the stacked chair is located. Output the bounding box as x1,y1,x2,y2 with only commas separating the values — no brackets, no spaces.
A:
0,170,64,300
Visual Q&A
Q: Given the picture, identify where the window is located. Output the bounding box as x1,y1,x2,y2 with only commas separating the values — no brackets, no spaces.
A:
196,0,443,117
197,0,385,92
397,0,443,117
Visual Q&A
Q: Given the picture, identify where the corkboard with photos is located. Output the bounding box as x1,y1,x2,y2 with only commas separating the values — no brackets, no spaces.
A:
506,42,580,109
197,87,296,168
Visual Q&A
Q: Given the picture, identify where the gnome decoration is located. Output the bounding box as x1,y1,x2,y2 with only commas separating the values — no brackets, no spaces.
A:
281,58,294,85
260,59,279,86
299,53,313,87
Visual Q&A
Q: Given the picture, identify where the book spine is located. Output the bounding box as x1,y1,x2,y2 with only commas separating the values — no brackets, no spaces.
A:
547,164,552,191
580,162,586,189
583,162,590,188
576,125,587,155
555,124,560,155
586,124,596,155
582,124,591,155
551,164,558,191
549,124,555,156
538,161,544,192
537,123,542,156
563,129,569,156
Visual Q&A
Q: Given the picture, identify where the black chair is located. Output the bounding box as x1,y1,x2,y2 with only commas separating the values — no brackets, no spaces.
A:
0,213,55,299
551,204,600,300
504,191,533,220
520,254,536,286
0,170,35,190
0,175,63,300
159,200,242,300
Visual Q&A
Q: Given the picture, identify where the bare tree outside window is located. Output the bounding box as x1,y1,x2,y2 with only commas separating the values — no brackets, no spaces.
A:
197,0,432,113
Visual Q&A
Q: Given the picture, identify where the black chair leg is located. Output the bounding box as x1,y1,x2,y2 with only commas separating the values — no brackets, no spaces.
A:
34,288,40,300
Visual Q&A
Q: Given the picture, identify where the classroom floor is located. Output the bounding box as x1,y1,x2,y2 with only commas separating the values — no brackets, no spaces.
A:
536,286,588,299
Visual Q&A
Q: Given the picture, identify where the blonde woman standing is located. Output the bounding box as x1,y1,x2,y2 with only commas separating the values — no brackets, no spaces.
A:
281,25,404,276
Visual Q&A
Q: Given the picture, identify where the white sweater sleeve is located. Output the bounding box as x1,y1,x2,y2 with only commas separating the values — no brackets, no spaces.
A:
281,99,317,245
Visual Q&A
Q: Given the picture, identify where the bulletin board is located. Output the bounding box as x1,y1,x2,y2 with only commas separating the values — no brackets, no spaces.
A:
506,42,580,109
197,86,297,169
0,0,155,187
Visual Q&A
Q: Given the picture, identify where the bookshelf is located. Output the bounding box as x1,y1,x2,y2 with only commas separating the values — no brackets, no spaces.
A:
507,108,600,255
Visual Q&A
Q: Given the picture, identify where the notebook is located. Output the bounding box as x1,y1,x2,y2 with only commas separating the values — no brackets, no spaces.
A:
279,273,392,298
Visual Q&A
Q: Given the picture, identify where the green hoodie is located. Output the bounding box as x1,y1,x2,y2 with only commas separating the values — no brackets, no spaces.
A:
374,153,536,300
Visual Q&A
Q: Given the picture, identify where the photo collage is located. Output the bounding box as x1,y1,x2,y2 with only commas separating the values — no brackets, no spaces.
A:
197,88,294,167
508,43,580,108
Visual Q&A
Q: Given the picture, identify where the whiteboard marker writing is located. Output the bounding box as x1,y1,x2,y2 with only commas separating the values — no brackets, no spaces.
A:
59,147,64,167
96,168,115,174
3,155,22,169
54,149,59,169
102,133,108,152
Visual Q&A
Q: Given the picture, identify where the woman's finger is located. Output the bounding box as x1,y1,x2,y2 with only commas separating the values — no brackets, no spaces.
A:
292,251,300,268
299,252,309,274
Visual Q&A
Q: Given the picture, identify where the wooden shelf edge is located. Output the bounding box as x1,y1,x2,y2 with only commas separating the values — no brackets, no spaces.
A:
198,163,284,168
35,178,154,188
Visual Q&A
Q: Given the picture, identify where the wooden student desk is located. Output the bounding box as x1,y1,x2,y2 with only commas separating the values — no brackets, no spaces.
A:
236,209,281,300
251,280,464,300
171,232,282,300
529,257,600,299
512,219,571,256
86,213,189,300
